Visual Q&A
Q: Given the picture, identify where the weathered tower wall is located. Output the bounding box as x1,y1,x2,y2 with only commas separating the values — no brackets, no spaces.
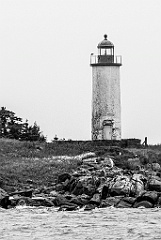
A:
92,65,121,140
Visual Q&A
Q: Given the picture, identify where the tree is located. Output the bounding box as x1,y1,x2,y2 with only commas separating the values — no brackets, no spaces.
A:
27,122,46,142
0,107,46,142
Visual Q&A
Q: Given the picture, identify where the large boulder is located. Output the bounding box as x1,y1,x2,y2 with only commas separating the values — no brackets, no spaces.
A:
71,176,100,196
133,191,160,208
148,176,161,192
131,174,145,196
107,175,132,196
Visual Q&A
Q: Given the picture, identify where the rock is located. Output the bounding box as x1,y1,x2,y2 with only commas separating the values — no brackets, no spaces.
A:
90,193,101,205
76,194,91,205
55,183,64,192
127,158,141,170
131,174,145,196
69,196,84,206
133,200,153,208
26,179,34,184
108,176,132,196
84,204,96,211
16,197,31,206
49,190,60,197
83,157,98,165
157,196,161,207
31,197,54,207
9,189,33,198
95,169,106,177
58,205,79,211
13,196,33,207
101,185,109,199
148,177,161,192
116,197,136,208
52,195,78,208
151,163,160,171
99,197,121,208
116,200,132,208
15,196,54,207
0,187,8,199
101,157,114,168
71,176,99,196
57,173,71,183
105,167,123,178
134,191,159,206
0,187,10,209
71,180,84,196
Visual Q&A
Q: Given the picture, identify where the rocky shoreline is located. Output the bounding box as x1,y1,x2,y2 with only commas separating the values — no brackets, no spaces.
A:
1,148,161,210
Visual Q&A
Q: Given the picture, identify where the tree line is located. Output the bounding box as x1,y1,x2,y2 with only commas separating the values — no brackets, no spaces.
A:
0,107,46,141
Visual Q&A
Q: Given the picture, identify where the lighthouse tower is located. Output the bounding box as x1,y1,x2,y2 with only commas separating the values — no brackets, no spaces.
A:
90,35,122,140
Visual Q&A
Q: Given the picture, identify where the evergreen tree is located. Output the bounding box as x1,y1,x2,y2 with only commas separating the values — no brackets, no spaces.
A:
0,107,46,141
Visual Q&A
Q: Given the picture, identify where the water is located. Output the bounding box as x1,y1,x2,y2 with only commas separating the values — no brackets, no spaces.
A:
0,207,161,240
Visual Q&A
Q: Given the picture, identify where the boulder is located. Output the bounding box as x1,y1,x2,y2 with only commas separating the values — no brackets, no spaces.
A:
157,196,161,207
131,174,145,196
57,173,71,183
127,158,141,170
16,197,33,206
116,197,136,208
99,197,121,208
133,191,159,208
76,194,91,205
101,157,114,168
0,187,10,209
133,200,153,208
84,204,97,211
151,163,160,171
15,196,54,207
101,184,110,199
55,183,64,192
90,193,101,205
31,197,54,207
52,195,78,208
148,177,161,192
71,176,99,196
108,176,132,196
9,189,33,198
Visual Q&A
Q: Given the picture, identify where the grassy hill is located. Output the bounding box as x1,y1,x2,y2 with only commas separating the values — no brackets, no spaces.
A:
0,138,161,193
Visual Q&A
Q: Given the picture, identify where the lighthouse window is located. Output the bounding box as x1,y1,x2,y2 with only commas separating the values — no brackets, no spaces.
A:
101,48,112,55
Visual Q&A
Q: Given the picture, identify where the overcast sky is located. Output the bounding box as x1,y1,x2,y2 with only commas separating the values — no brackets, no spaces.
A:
0,0,161,143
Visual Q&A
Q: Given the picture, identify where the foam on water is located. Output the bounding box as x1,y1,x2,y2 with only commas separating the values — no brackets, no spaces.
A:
0,207,161,240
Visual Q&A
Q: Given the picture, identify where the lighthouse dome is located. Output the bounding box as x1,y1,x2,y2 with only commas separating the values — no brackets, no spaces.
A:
98,34,114,48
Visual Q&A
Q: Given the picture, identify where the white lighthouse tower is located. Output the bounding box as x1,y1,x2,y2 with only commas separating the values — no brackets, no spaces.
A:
90,35,122,140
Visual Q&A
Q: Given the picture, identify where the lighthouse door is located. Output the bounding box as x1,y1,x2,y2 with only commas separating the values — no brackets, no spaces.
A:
102,120,113,140
102,125,112,140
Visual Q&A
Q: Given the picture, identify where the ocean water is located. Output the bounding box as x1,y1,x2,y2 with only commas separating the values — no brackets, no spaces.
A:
0,207,161,240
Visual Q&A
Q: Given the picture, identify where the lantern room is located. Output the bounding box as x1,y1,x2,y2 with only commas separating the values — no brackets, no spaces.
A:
90,34,122,66
97,34,114,63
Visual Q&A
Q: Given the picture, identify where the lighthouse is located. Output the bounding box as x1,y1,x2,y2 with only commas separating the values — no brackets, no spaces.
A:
90,35,122,140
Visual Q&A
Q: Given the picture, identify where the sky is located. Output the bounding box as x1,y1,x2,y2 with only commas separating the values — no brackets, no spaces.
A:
0,0,161,143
